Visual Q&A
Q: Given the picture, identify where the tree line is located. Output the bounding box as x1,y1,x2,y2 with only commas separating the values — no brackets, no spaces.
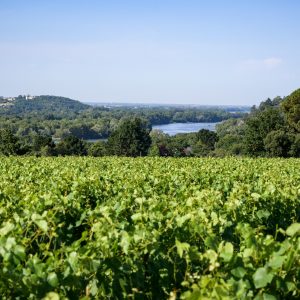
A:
0,89,299,157
213,89,300,157
0,118,151,157
0,95,245,140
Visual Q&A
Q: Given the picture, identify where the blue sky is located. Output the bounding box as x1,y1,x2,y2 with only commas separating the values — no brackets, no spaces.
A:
1,0,299,105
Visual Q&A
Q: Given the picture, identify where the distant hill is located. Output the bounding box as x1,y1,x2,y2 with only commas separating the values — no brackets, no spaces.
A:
0,95,90,116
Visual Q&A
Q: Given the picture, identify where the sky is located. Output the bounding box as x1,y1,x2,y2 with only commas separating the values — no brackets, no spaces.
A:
1,0,300,105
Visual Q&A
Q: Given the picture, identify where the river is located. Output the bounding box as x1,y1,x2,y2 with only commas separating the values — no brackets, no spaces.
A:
152,122,219,136
83,122,219,142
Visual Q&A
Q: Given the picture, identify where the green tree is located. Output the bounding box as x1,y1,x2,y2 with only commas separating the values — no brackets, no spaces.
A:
186,129,217,157
107,118,151,156
0,128,20,155
215,134,245,156
289,134,300,157
215,118,245,138
166,136,189,157
281,88,300,132
264,130,292,157
56,135,87,156
32,134,55,155
196,129,218,150
244,107,285,156
39,145,57,156
69,124,100,139
149,129,171,156
214,119,246,156
88,141,107,157
192,141,212,156
148,144,161,156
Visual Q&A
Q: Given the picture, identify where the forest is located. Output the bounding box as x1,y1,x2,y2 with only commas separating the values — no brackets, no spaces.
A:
0,95,244,139
0,89,299,158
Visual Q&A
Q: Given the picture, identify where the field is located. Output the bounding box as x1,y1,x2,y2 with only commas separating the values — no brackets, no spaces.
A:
0,157,299,299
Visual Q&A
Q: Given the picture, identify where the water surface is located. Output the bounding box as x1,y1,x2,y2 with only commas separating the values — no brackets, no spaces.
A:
152,122,218,136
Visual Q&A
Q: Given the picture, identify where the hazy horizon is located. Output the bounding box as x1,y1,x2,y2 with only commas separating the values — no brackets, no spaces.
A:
81,99,251,107
1,1,299,105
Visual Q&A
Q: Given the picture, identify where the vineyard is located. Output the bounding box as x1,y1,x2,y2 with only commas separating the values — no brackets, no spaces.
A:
0,157,299,299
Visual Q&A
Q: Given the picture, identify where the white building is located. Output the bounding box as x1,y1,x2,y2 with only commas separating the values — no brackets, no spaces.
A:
25,95,36,100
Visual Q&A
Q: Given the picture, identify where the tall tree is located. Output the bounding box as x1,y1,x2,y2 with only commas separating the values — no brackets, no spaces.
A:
107,118,151,156
244,107,285,156
281,88,300,132
196,129,218,150
88,141,107,157
0,128,20,155
264,130,293,157
32,134,55,153
56,135,87,156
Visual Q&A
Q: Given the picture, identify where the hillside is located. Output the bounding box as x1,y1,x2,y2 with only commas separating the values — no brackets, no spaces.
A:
0,94,246,140
0,95,90,116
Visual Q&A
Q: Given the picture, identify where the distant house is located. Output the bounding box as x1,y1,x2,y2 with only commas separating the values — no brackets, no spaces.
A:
25,95,36,100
